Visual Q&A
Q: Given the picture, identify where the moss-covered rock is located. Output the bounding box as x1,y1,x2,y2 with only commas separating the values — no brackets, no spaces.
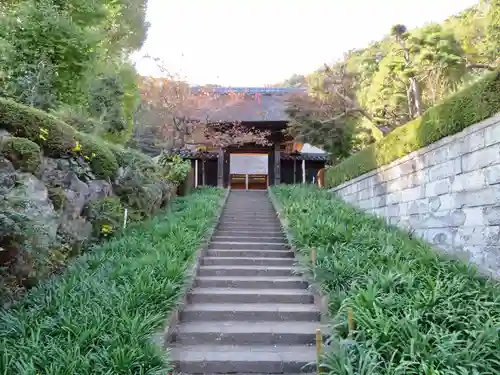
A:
0,137,42,173
47,187,66,211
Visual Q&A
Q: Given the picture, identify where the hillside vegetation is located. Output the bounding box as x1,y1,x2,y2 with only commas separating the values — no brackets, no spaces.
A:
283,0,499,164
0,0,196,302
326,68,500,187
0,98,191,304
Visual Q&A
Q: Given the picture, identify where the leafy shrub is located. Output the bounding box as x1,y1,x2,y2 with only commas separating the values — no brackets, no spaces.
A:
325,69,500,187
84,196,124,238
108,142,160,172
0,97,76,156
0,187,224,374
0,136,42,173
272,185,500,374
114,167,171,220
76,133,118,179
52,105,105,134
0,204,52,300
108,146,180,217
158,153,191,185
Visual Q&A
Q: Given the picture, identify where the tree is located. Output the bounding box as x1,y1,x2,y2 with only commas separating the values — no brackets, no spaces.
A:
285,75,375,164
282,1,498,159
136,60,271,154
484,0,500,63
0,0,147,145
411,24,466,105
390,24,424,117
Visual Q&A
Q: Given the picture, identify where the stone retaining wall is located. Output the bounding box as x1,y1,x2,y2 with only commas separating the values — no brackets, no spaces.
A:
329,113,500,277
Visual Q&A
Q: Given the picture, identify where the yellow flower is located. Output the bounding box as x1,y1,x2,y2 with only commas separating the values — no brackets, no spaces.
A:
101,224,112,233
73,141,82,152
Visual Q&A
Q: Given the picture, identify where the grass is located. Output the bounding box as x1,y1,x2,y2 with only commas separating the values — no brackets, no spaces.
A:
271,184,500,375
325,69,500,188
0,187,224,375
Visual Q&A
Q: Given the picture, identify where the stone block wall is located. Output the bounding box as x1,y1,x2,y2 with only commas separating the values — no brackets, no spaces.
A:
329,113,500,277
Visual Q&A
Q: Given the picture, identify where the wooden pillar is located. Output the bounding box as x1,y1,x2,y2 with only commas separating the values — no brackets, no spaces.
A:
293,158,296,184
202,159,206,186
274,143,281,185
302,159,306,183
194,159,199,187
217,149,224,187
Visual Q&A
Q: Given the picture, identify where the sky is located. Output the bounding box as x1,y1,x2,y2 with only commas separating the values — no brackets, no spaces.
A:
131,0,479,86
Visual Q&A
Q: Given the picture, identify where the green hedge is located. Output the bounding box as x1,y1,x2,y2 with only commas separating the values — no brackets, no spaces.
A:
272,185,500,374
0,98,163,180
325,70,500,187
0,187,224,374
0,136,42,173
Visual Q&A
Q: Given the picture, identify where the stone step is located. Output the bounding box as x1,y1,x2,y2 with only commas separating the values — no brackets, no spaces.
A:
187,288,313,304
202,257,295,267
216,226,283,233
175,374,314,375
223,214,275,216
223,206,274,209
172,321,325,345
213,236,285,243
170,344,317,373
215,230,284,237
209,242,289,251
195,276,308,289
206,249,293,258
215,228,283,235
222,216,278,220
219,218,279,224
198,265,296,277
217,225,282,231
181,303,321,322
217,219,279,224
222,210,276,214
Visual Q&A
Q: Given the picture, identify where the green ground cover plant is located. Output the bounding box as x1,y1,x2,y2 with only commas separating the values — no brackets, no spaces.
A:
271,184,500,375
0,187,224,375
325,69,500,188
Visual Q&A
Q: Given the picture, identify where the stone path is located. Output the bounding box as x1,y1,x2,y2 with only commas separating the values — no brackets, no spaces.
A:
169,190,322,374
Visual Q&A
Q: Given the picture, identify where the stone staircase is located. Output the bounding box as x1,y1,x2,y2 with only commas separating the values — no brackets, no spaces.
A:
169,190,322,374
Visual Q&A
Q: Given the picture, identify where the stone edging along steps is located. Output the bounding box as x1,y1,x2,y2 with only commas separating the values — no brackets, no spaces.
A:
160,189,329,374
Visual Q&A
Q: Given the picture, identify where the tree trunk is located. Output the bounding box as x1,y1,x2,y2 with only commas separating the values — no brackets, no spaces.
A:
406,86,414,118
399,41,424,118
410,77,423,117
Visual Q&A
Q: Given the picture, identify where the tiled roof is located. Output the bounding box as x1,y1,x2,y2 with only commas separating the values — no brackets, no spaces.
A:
175,150,328,162
176,87,306,123
189,87,306,95
280,152,329,161
176,149,219,159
